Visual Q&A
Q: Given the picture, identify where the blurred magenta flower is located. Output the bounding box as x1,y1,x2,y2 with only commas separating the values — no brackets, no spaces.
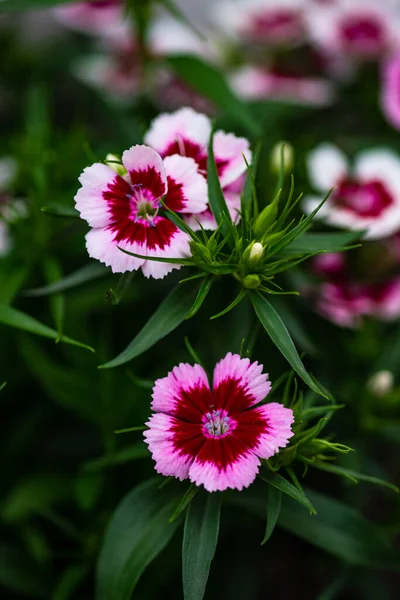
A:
304,144,400,239
307,0,400,61
75,145,207,277
231,65,335,106
216,0,308,48
381,52,400,130
54,0,123,35
144,352,294,492
144,107,251,228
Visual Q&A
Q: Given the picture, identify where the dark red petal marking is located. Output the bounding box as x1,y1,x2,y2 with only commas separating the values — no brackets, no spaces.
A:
163,176,185,212
129,167,166,199
170,421,206,460
146,217,179,250
246,10,303,40
103,174,133,221
174,383,214,423
339,15,386,54
334,178,394,217
212,377,255,414
163,139,207,168
193,410,267,469
109,219,147,245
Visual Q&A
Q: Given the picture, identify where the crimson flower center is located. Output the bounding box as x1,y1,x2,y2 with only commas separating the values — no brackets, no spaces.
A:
334,178,393,217
203,410,231,437
340,15,385,53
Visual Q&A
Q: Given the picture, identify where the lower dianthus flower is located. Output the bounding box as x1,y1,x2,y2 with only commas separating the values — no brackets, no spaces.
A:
144,352,294,492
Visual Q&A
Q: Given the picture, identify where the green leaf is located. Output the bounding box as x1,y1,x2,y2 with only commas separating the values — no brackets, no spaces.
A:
185,277,213,319
0,382,6,392
250,292,325,396
234,486,400,569
258,471,315,514
52,566,88,600
0,305,94,351
282,231,363,256
207,130,235,245
169,484,198,523
268,296,316,354
159,0,206,41
0,0,74,8
43,257,65,342
23,263,109,297
182,491,221,600
0,264,29,305
96,478,181,600
100,283,198,369
41,204,79,218
166,55,259,137
261,486,281,545
312,462,399,493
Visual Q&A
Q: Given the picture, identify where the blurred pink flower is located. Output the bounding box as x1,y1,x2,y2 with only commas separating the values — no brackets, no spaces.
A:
381,52,400,130
304,144,400,239
306,0,400,62
54,0,123,35
231,65,335,106
216,0,309,48
144,352,294,492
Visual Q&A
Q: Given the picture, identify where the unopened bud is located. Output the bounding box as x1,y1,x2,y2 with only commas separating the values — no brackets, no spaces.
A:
243,274,261,289
271,141,294,174
249,242,264,263
105,153,126,176
367,370,394,398
253,194,280,238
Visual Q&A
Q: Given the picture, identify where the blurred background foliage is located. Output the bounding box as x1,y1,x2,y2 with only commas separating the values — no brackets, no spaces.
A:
1,0,400,599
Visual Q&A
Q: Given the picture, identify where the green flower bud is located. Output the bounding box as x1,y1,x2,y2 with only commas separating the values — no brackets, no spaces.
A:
243,274,261,289
190,241,213,263
105,153,126,176
253,195,279,238
271,141,294,174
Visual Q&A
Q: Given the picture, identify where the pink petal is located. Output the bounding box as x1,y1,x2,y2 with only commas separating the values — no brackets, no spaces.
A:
213,131,252,188
143,107,211,160
141,218,191,279
151,362,211,416
163,155,208,214
121,145,167,200
144,413,201,481
85,227,145,274
381,53,400,130
189,439,261,492
250,403,294,459
75,163,117,227
213,352,271,409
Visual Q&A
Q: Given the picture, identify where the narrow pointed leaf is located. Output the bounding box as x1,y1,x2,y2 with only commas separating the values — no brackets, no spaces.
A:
169,484,198,523
0,305,94,351
24,263,109,297
96,478,181,600
210,289,246,320
185,277,213,319
182,491,221,600
41,204,79,218
100,283,198,369
233,486,400,568
250,292,325,396
312,462,399,493
258,471,315,514
166,55,259,136
261,486,281,545
207,131,235,246
282,231,363,256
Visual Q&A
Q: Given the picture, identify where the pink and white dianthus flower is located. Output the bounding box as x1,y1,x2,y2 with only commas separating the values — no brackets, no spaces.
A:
75,145,208,278
144,107,251,229
54,0,123,35
231,65,335,107
306,0,400,62
304,144,400,240
216,0,308,48
381,52,400,131
144,353,294,492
